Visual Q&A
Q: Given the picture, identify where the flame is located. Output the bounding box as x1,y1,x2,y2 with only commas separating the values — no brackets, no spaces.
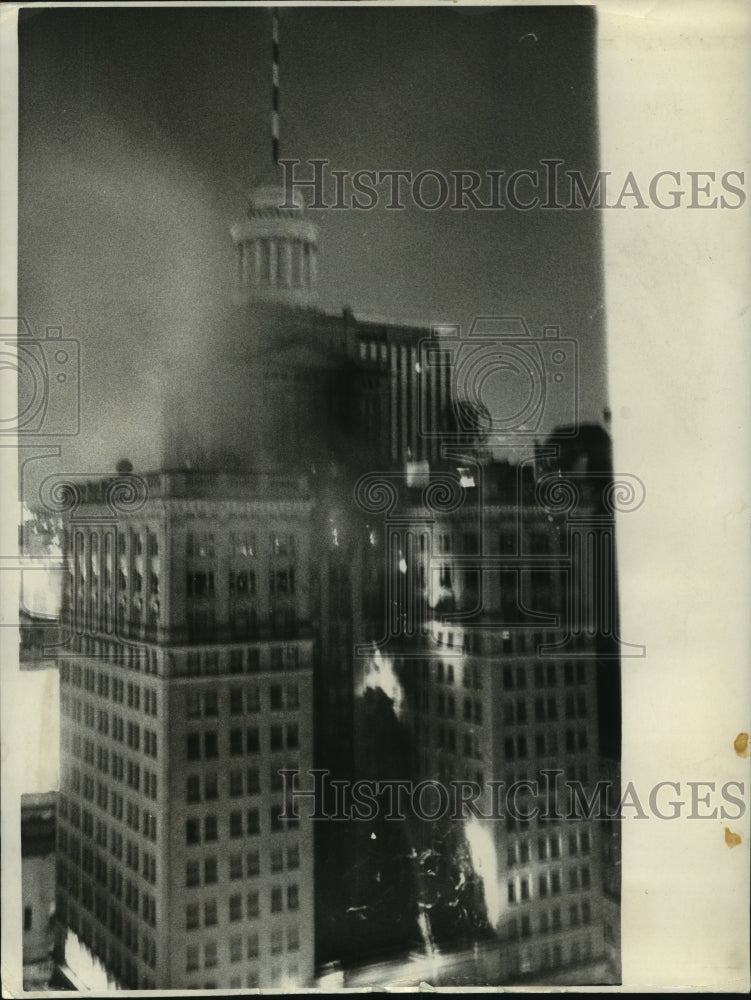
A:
62,930,115,990
356,647,404,717
464,818,502,928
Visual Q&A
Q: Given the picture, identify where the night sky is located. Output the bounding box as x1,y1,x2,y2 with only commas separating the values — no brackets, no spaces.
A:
18,5,605,481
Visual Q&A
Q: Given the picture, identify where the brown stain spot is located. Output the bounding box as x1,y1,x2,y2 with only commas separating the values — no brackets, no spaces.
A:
733,732,750,758
724,826,742,848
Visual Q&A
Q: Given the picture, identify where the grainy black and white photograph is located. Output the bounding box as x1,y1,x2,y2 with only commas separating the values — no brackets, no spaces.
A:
2,1,749,995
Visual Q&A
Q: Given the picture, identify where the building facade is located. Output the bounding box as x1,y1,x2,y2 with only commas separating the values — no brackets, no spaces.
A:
385,454,620,982
55,472,315,990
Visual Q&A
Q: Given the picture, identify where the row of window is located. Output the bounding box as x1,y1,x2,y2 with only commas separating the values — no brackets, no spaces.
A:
62,663,159,699
61,642,159,675
504,728,588,761
185,924,300,975
61,701,158,761
508,865,592,903
184,844,300,888
428,692,483,723
186,724,299,761
502,660,588,692
185,885,299,930
185,683,299,719
190,968,300,992
175,643,303,678
67,763,156,805
93,745,157,797
431,627,565,657
185,806,299,844
501,693,588,725
186,532,296,560
507,909,595,948
507,829,591,866
429,529,556,557
186,567,296,599
412,657,587,691
186,761,297,803
418,724,589,763
432,725,482,759
66,527,158,560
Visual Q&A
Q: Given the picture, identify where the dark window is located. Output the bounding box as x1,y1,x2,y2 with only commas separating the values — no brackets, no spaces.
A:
186,572,215,598
186,861,200,887
204,901,217,927
246,809,259,835
204,773,218,801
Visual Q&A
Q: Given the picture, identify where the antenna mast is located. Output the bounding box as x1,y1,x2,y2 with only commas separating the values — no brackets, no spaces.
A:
272,7,280,165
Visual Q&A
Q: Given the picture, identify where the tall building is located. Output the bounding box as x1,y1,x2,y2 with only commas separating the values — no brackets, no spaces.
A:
56,471,316,990
396,460,612,979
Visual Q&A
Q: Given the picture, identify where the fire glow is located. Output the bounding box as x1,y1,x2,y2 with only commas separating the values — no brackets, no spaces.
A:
464,818,502,929
357,646,404,718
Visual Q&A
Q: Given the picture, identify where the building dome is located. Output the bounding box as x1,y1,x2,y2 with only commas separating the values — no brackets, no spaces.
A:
230,183,318,307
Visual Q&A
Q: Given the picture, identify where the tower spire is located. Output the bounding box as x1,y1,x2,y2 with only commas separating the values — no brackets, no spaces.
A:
231,7,318,306
272,7,280,165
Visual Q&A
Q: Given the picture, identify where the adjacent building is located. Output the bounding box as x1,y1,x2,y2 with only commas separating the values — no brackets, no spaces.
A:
22,792,57,990
383,449,621,982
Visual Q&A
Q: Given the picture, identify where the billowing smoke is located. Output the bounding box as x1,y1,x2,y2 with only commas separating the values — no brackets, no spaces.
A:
20,503,64,619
